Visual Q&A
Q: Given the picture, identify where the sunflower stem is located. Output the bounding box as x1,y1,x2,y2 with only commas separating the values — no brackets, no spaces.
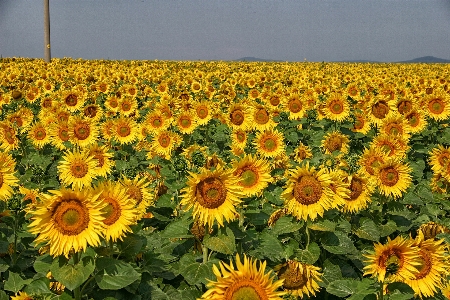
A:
378,281,384,300
305,224,310,247
73,252,82,300
202,244,208,263
109,239,114,257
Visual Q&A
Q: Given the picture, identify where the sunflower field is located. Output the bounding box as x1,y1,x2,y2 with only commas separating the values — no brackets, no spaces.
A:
0,57,450,300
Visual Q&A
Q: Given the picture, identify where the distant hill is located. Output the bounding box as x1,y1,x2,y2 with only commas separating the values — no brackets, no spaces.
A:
398,56,450,63
235,56,450,63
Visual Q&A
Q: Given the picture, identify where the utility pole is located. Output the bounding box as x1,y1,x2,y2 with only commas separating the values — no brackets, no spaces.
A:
44,0,51,62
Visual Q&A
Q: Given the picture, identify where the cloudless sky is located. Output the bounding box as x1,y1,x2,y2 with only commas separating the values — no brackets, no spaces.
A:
1,0,450,62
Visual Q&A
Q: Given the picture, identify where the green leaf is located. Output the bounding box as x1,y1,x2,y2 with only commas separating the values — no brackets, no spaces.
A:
321,231,357,255
160,217,193,239
4,272,33,293
178,254,218,285
295,242,321,264
385,282,415,300
34,254,53,273
347,279,378,300
354,218,380,241
203,227,236,255
95,257,141,290
0,258,9,272
379,220,397,237
269,216,303,236
0,291,8,300
23,277,51,294
50,251,95,291
326,279,359,297
308,219,336,232
117,233,146,257
249,231,285,261
263,186,284,205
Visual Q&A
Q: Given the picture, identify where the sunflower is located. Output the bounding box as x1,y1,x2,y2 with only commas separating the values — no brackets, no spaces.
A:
291,142,313,162
227,103,252,130
49,121,71,150
370,135,409,160
60,89,85,112
7,107,34,134
429,145,450,174
254,129,285,158
104,95,120,113
68,116,98,148
145,111,170,133
251,104,276,131
404,232,449,298
119,96,138,117
379,114,411,139
175,111,197,134
19,185,40,206
321,131,350,155
150,130,181,159
274,260,322,298
0,155,19,201
363,236,421,283
322,92,351,122
94,181,138,242
375,158,412,199
181,166,242,228
418,222,450,240
28,122,50,149
0,121,19,152
341,173,374,213
352,112,372,134
230,129,248,150
422,91,450,121
405,108,428,134
83,104,103,122
366,96,396,126
57,149,98,190
11,291,34,300
232,154,272,197
199,253,286,300
84,144,115,177
430,173,450,194
121,175,154,220
281,163,345,221
192,100,213,126
28,188,105,258
284,93,307,120
113,117,139,145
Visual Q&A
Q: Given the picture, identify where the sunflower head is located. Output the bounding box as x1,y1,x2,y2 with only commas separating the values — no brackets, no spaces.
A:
274,260,322,298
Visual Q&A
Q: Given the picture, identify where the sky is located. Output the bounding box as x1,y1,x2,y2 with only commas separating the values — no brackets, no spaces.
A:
0,0,450,62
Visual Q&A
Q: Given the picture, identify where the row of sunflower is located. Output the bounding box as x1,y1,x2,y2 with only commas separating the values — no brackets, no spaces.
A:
0,57,450,299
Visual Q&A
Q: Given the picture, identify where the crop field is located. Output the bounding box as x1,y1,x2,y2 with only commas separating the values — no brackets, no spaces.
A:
0,58,450,299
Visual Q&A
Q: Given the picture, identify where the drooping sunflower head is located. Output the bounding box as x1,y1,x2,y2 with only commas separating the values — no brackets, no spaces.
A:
429,145,450,174
181,167,242,228
358,147,388,178
274,260,322,298
291,142,313,162
199,253,286,300
84,143,115,178
321,131,350,155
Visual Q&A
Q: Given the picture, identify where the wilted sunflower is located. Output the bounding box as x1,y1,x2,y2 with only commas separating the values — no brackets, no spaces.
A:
281,163,345,221
181,166,242,228
232,154,272,197
58,149,98,190
0,121,20,152
254,129,285,158
113,117,139,145
418,222,450,240
121,175,154,220
28,188,105,258
321,131,350,155
375,158,412,199
68,116,98,148
363,236,421,283
292,142,313,162
404,231,449,298
94,181,138,242
274,260,322,298
150,130,181,159
199,253,286,300
0,153,19,201
84,144,115,178
322,92,351,122
430,173,450,194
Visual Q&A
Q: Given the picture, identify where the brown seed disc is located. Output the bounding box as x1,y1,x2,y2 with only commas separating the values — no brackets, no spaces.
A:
428,98,445,114
52,199,90,236
84,105,98,118
371,101,389,119
65,94,78,107
230,109,245,126
415,249,433,280
329,99,344,114
293,175,323,205
325,136,343,153
179,116,192,128
158,133,171,148
269,95,280,106
397,100,412,115
196,105,209,119
278,261,309,290
127,186,143,205
195,177,227,209
349,177,364,200
380,166,399,187
254,108,270,125
34,128,46,140
102,197,122,226
73,123,90,140
223,279,267,300
70,162,89,178
406,112,419,127
235,166,259,188
58,127,70,142
288,99,302,113
117,124,131,137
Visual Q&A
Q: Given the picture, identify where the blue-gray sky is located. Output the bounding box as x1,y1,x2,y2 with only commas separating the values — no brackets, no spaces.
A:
1,0,450,62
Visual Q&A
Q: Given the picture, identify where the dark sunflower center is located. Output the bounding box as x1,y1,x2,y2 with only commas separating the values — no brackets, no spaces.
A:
180,117,191,128
127,186,143,205
158,134,171,148
429,98,445,114
122,102,131,111
415,249,432,280
406,113,419,127
59,127,70,141
52,199,89,236
196,106,208,119
118,124,131,137
380,166,399,187
325,136,343,152
293,175,322,205
379,248,404,275
102,198,121,226
397,100,412,114
236,167,259,188
288,99,302,113
35,128,46,140
74,123,90,140
225,279,268,300
230,109,245,126
371,101,389,119
270,95,280,106
42,98,52,108
93,152,105,167
109,99,118,108
236,131,246,143
262,137,277,152
196,177,227,209
329,100,344,114
70,162,88,178
84,105,98,118
152,118,162,127
349,178,363,200
386,123,401,136
255,108,269,125
65,94,78,106
58,112,70,123
10,116,23,127
278,262,309,290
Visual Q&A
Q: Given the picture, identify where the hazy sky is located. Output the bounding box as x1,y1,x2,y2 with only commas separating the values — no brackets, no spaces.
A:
1,0,450,62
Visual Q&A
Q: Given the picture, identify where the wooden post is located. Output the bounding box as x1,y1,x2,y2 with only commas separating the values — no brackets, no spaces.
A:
44,0,51,62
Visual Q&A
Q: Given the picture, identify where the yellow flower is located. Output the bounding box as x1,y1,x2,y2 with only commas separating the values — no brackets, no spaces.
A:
232,154,272,197
322,92,351,122
199,254,286,300
375,158,412,199
254,129,285,158
0,152,18,201
274,260,322,298
113,117,139,145
57,149,98,190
